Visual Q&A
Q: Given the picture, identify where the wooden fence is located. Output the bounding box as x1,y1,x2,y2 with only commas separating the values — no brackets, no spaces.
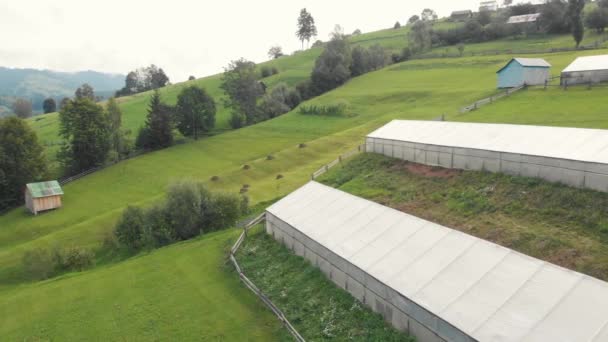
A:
311,144,366,180
460,85,525,113
229,213,306,342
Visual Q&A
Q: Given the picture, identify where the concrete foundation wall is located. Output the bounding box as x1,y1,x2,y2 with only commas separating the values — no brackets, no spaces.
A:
265,212,475,342
366,137,608,192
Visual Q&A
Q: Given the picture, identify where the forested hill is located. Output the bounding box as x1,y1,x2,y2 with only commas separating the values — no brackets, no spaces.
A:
0,67,124,114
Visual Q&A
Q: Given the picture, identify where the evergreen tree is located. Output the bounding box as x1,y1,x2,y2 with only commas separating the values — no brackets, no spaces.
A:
175,86,216,140
139,90,173,149
0,117,47,209
58,98,111,173
568,0,585,47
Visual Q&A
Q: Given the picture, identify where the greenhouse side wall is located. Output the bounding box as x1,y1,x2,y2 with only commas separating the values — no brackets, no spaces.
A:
366,137,608,192
265,212,476,342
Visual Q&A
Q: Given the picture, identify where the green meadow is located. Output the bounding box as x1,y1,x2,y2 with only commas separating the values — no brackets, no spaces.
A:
3,25,608,339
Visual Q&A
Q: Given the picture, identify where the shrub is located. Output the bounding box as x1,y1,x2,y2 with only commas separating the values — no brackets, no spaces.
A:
202,192,244,231
143,203,174,248
298,100,350,116
165,181,207,240
260,66,272,78
114,206,146,250
57,246,95,271
394,21,401,29
296,79,315,101
271,67,279,75
22,248,55,280
310,35,352,94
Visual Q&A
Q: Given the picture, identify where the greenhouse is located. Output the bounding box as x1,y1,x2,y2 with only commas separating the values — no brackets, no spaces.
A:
266,181,608,342
366,120,608,192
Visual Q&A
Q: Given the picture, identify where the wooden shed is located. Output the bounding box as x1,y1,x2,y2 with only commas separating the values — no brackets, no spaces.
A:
496,58,551,88
25,181,64,215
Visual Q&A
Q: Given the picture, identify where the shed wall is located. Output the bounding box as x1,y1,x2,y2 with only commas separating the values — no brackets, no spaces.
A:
265,212,474,342
561,69,608,85
366,137,608,192
498,63,549,88
31,195,62,214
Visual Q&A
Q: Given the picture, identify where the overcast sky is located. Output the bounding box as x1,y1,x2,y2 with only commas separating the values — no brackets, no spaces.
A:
0,0,485,82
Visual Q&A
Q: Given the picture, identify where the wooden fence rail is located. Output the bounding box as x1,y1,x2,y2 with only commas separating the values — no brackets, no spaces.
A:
311,143,366,180
460,85,525,113
229,213,306,342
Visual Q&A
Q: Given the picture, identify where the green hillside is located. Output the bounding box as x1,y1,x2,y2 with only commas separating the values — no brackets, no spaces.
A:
4,23,608,339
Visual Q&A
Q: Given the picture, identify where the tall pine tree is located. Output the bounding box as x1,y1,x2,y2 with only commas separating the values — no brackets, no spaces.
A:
137,90,173,150
568,0,585,47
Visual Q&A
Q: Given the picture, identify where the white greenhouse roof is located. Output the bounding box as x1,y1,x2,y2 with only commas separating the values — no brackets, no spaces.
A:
507,13,541,24
563,54,608,73
367,120,608,164
267,181,608,341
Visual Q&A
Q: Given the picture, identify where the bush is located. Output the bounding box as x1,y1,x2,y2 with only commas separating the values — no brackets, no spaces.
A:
271,67,279,75
260,66,272,78
298,100,350,116
394,21,401,29
310,35,352,94
296,79,315,101
57,246,95,271
113,181,247,251
115,206,146,250
22,248,55,280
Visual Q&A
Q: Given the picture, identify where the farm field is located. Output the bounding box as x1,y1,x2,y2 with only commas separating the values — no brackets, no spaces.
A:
4,27,608,339
319,153,608,281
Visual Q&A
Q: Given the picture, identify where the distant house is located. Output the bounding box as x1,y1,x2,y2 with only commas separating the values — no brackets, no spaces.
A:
507,13,541,24
479,0,498,11
496,58,551,88
451,10,473,21
561,55,608,86
25,181,63,215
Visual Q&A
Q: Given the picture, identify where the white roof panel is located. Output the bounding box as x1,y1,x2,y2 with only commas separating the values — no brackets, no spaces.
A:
266,181,608,341
563,54,608,73
367,120,608,164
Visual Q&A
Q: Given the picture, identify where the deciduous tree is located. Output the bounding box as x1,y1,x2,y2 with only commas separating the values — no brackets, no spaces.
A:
220,58,264,128
296,8,318,49
268,46,284,59
75,83,95,101
175,86,216,140
12,98,32,118
0,117,47,209
42,98,56,114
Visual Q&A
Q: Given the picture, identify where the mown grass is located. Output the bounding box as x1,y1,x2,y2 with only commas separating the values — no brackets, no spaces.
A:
320,153,608,281
0,229,285,340
237,227,414,342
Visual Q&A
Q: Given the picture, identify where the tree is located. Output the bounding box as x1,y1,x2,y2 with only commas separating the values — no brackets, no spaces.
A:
477,10,492,26
540,0,571,34
114,206,146,251
59,97,70,110
115,65,170,97
75,83,95,101
58,98,110,173
421,9,438,22
268,46,284,59
105,97,124,155
296,8,318,49
310,32,352,94
0,117,47,210
408,15,420,25
42,98,56,114
220,58,265,128
138,90,173,149
408,20,432,54
585,7,608,33
259,83,293,119
394,21,401,29
12,98,33,118
188,75,196,81
568,0,585,47
147,65,170,89
352,29,362,35
175,86,216,140
350,45,386,76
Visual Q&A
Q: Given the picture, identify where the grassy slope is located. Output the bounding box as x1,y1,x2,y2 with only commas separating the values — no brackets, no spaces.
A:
319,154,608,281
3,27,608,338
237,228,414,341
0,229,284,340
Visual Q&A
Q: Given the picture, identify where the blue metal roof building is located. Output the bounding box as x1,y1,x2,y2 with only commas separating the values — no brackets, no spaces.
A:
496,58,551,88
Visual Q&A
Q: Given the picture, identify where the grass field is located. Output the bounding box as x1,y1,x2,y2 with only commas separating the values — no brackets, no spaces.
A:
0,229,285,340
320,154,608,281
4,26,608,339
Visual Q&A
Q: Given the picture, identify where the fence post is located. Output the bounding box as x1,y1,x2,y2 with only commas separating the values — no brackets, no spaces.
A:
339,155,342,163
544,80,547,90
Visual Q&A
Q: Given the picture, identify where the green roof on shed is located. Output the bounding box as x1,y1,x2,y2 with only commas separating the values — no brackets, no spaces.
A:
26,181,63,198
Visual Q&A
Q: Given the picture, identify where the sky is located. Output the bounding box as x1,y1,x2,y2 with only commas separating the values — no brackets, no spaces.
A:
0,0,486,82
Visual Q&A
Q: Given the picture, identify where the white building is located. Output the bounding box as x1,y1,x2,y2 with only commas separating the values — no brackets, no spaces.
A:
366,120,608,192
479,0,498,11
266,181,608,342
561,54,608,85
